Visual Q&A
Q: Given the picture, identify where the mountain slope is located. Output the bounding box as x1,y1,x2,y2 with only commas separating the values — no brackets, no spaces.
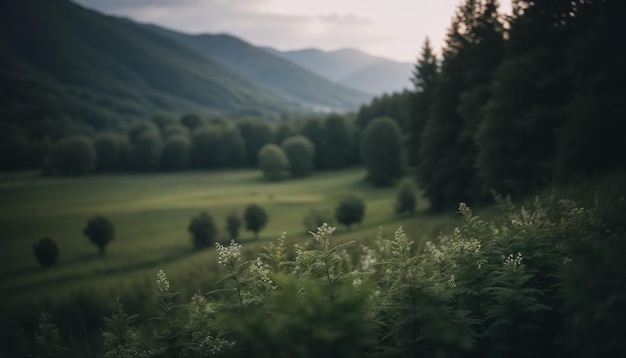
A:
265,48,413,95
153,29,371,111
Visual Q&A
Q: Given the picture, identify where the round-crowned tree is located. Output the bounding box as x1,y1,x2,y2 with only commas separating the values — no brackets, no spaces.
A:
83,216,114,255
51,136,97,176
33,237,59,268
188,211,218,249
335,195,366,230
395,178,417,214
225,212,242,241
258,144,289,181
244,204,268,239
160,135,191,171
282,136,315,178
361,117,403,186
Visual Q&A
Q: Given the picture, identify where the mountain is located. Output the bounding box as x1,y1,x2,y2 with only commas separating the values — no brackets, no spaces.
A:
0,0,369,138
264,48,414,95
152,29,372,112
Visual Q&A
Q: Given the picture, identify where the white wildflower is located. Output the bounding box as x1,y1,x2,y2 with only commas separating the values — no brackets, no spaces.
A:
503,252,523,270
215,240,242,266
391,226,412,257
249,257,276,291
447,274,456,288
563,257,572,265
310,223,336,250
156,269,170,293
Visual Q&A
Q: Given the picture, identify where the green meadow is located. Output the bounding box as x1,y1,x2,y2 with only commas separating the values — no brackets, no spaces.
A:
0,168,456,307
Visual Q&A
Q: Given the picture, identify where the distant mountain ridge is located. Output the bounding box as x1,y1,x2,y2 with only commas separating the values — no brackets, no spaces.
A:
0,0,371,135
264,47,414,95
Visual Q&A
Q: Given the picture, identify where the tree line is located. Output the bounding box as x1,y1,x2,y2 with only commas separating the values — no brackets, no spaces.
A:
352,0,626,212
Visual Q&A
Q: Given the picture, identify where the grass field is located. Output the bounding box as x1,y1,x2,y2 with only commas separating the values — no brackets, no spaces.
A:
0,168,459,308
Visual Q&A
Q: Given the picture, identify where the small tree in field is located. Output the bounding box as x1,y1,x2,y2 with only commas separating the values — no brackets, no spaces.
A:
225,212,241,241
188,212,218,249
244,204,268,239
395,179,417,214
83,216,114,255
335,195,366,230
258,144,289,181
33,238,59,268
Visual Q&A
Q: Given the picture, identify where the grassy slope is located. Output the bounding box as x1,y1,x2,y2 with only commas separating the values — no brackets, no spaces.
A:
0,169,458,306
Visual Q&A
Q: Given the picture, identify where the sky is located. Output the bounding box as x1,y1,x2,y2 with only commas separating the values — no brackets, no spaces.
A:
73,0,512,63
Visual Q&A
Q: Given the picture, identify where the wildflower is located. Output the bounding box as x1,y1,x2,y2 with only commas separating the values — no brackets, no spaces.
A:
156,269,170,293
249,257,276,291
447,274,456,288
310,223,336,250
352,277,363,286
503,252,523,270
563,257,572,265
361,247,376,271
477,258,487,270
391,226,412,257
215,240,242,266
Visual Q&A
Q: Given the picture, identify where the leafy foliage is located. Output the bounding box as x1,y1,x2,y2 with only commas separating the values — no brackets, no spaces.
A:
48,136,97,176
83,215,115,255
334,194,366,230
361,117,403,186
243,204,268,239
258,144,289,182
395,178,417,214
188,211,218,249
281,135,315,178
33,237,59,269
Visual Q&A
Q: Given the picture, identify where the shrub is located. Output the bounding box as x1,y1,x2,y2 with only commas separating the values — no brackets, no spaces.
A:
361,117,403,186
83,216,114,255
188,211,218,249
33,237,59,268
335,194,366,230
282,136,315,177
395,178,417,214
50,136,97,176
243,204,268,239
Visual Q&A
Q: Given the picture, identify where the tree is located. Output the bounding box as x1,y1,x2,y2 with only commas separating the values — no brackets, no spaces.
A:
225,212,242,241
50,136,97,176
188,212,218,249
190,126,220,169
320,114,353,169
300,117,325,168
181,113,204,131
160,135,191,171
162,123,190,141
237,118,273,166
244,204,268,239
335,195,365,230
33,237,59,268
282,136,315,178
94,132,130,172
361,117,403,187
130,126,163,171
83,216,114,255
408,38,439,168
258,144,289,181
213,127,245,168
395,179,417,214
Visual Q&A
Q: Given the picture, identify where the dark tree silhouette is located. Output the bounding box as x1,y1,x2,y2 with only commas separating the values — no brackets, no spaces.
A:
33,237,59,268
244,204,268,239
188,211,218,249
335,195,365,230
83,216,115,255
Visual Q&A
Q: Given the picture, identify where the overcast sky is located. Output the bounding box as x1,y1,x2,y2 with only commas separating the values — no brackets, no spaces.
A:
73,0,511,63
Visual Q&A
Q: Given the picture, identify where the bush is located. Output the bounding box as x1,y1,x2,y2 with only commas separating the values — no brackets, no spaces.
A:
335,195,366,230
188,212,218,249
361,117,403,186
33,237,60,268
83,216,114,255
243,204,268,239
395,179,417,214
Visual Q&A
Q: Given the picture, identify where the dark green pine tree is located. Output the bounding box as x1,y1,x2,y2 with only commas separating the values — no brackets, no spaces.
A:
417,0,504,212
555,0,626,179
408,37,438,169
475,0,578,197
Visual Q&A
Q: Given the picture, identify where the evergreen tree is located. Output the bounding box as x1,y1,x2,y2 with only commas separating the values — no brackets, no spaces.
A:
237,118,273,167
320,114,353,169
476,0,578,197
408,38,438,168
